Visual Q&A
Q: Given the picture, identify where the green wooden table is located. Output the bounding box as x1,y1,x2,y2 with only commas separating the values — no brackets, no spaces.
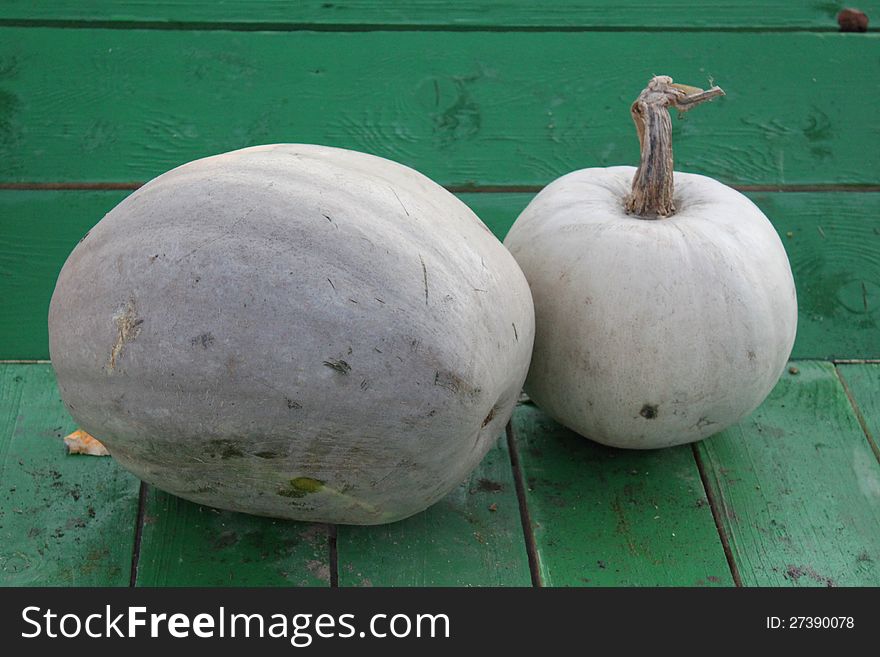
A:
1,2,878,587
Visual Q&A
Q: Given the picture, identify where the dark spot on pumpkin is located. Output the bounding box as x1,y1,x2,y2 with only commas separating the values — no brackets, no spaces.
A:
285,398,302,409
481,407,496,428
433,370,481,399
476,479,503,493
747,350,757,361
434,370,462,393
640,404,659,419
78,230,91,244
191,332,215,349
277,477,325,498
323,359,351,374
208,440,244,459
186,485,215,494
214,530,239,549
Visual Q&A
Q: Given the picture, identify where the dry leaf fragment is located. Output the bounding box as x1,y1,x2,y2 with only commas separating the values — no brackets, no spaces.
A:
64,429,110,457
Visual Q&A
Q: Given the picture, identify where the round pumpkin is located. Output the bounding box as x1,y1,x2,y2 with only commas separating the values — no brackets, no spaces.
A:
48,144,534,524
503,77,797,449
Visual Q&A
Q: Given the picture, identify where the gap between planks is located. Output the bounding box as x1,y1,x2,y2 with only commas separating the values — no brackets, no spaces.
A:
0,19,870,33
690,444,743,587
129,482,149,587
505,421,542,587
833,366,880,465
327,524,339,588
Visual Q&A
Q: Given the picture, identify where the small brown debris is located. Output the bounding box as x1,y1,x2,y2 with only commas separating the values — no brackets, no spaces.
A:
488,503,498,512
788,366,799,375
837,8,869,32
64,429,110,457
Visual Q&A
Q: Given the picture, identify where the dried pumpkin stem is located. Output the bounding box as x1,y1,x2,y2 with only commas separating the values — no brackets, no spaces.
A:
625,75,725,218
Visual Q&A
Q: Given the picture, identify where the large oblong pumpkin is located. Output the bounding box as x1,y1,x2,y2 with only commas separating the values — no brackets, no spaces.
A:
48,144,535,524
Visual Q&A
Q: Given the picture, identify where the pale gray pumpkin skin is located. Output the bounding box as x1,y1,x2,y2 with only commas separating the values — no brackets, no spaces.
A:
504,166,797,449
48,144,534,524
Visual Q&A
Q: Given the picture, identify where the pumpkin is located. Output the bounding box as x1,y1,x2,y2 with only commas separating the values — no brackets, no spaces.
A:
503,76,797,449
48,144,535,524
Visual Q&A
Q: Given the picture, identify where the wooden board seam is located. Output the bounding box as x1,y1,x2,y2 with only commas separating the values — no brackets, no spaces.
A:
505,421,542,587
128,482,148,587
0,19,868,33
328,524,339,588
834,366,880,465
691,444,743,587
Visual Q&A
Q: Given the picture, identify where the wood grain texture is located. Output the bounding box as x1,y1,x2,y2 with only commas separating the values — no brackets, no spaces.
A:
336,434,530,586
4,190,877,361
511,403,732,586
747,192,880,359
0,1,874,29
136,487,330,586
0,190,130,360
0,29,877,186
0,364,140,585
836,363,880,460
696,361,880,587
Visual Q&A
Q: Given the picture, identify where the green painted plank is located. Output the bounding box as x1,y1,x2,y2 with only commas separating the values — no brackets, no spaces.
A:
0,29,877,186
0,190,130,360
337,433,530,586
512,403,732,586
836,363,880,459
748,192,880,360
697,361,880,587
4,190,877,360
0,1,874,29
457,192,529,240
136,487,331,586
0,363,141,585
